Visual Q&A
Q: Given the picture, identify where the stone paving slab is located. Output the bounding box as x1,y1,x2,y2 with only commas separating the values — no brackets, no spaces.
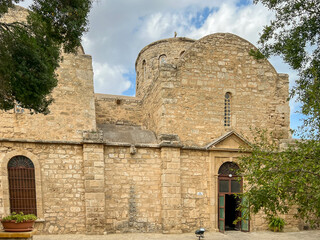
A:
33,230,320,240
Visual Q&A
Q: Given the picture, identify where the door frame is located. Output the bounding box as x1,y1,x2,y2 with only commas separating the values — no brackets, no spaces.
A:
218,175,249,232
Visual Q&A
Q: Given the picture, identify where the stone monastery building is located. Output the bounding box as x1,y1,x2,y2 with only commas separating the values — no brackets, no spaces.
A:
0,6,297,235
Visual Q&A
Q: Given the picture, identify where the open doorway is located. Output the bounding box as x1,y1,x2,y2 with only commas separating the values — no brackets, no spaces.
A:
218,162,248,232
225,194,240,230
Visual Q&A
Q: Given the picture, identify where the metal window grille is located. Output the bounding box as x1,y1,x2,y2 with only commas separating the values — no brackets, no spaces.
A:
218,162,239,176
8,156,37,215
224,93,231,126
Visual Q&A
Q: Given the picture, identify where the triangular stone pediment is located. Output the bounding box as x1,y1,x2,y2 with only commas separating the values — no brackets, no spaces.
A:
205,131,250,150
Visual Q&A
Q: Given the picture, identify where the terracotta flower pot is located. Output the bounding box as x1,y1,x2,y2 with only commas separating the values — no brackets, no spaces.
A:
1,220,35,232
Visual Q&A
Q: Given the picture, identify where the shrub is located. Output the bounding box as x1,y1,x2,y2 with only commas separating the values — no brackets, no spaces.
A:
268,216,285,232
1,212,37,223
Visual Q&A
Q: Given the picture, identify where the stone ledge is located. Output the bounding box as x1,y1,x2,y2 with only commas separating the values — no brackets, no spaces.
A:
35,219,45,223
0,229,37,239
0,138,82,145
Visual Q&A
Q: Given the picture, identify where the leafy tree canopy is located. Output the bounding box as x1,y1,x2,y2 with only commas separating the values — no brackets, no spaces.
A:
0,0,92,114
238,129,320,227
253,0,320,137
239,0,320,228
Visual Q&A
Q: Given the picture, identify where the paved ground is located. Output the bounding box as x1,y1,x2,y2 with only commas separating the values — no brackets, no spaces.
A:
33,230,320,240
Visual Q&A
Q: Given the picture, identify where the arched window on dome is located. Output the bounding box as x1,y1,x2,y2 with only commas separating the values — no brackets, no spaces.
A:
159,54,167,66
224,92,231,127
142,60,146,80
7,156,37,215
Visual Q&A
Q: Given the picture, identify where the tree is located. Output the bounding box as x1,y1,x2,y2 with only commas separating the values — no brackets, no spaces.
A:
252,0,320,137
238,129,320,227
0,0,92,114
239,0,320,227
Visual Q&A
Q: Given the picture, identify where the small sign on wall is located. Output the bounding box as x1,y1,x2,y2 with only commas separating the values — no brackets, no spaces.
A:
197,192,204,196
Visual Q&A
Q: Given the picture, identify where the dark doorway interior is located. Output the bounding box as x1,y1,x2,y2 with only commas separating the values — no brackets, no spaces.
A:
225,194,240,231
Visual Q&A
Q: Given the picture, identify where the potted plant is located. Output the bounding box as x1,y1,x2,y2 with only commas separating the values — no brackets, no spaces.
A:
1,212,37,232
268,216,285,232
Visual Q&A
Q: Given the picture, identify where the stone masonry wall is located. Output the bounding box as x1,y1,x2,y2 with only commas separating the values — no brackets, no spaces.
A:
95,34,290,147
83,144,105,234
180,150,211,232
135,38,195,98
157,33,290,146
95,94,142,126
0,141,86,234
0,6,96,142
160,147,182,234
104,146,162,233
140,71,164,136
1,5,29,23
252,209,301,231
0,141,303,234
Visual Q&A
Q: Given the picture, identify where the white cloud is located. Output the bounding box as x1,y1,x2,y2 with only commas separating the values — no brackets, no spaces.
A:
188,3,273,43
16,0,33,8
93,62,131,95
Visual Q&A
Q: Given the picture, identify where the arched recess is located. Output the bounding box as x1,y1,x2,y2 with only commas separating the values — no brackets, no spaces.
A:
1,150,43,219
217,161,248,232
159,54,167,66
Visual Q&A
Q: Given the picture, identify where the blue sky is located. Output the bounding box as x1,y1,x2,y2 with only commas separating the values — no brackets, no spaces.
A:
17,0,304,135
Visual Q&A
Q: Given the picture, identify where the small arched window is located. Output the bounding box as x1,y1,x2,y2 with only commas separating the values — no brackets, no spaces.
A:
8,156,37,215
159,54,167,66
142,60,146,80
224,92,231,127
180,50,185,57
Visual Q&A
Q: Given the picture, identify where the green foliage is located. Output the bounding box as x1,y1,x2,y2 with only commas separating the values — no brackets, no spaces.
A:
0,0,92,114
1,212,37,223
249,49,265,60
238,129,320,228
268,216,285,232
244,0,320,229
30,0,92,53
253,0,320,135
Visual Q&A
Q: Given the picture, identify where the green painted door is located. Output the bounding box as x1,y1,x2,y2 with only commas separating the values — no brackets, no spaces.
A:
218,194,225,233
241,196,249,232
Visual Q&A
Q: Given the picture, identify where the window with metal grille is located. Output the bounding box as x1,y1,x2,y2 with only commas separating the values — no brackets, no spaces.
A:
218,162,239,176
224,92,231,127
8,156,37,215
